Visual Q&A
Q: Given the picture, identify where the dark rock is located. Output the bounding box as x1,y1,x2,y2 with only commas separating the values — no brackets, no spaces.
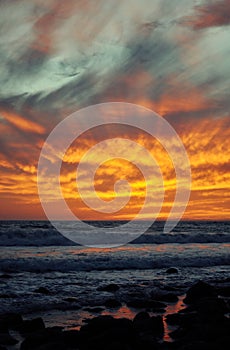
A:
97,327,136,349
80,315,115,334
213,336,230,349
166,268,178,274
127,299,166,309
133,315,164,338
61,330,80,347
151,292,178,303
216,286,230,297
20,327,63,350
0,313,23,331
166,312,184,325
0,321,7,334
137,334,159,350
184,281,217,304
105,341,132,350
46,326,63,332
80,315,132,335
133,312,150,323
169,325,196,340
33,287,51,295
177,340,214,350
83,307,104,313
0,274,12,279
97,283,120,292
150,316,164,338
0,331,18,345
63,297,78,303
194,297,228,320
79,316,136,349
104,299,122,308
30,342,70,350
20,317,45,335
169,311,230,344
172,299,227,327
166,311,200,328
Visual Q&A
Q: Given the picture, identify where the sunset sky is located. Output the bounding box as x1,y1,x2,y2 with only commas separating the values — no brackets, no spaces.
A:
0,0,230,221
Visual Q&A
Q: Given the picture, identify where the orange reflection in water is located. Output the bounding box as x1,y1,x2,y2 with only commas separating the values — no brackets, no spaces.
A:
67,245,150,255
50,297,186,343
101,305,136,320
163,295,186,342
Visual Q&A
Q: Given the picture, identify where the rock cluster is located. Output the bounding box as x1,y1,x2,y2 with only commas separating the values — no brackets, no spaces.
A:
0,280,229,349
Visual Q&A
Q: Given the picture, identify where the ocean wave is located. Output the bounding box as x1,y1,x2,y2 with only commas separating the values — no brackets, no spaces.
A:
0,246,229,272
0,231,229,246
132,233,230,244
0,221,230,246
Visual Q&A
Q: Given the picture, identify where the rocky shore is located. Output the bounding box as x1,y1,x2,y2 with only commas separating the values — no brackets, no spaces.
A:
0,280,229,350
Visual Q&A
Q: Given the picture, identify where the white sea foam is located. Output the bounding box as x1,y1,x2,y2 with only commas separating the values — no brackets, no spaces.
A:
0,221,230,246
0,243,229,272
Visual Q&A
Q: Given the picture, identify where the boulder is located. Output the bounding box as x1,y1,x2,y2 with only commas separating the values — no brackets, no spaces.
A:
20,318,45,335
104,299,122,308
31,342,71,350
80,315,133,336
20,327,63,350
176,340,213,350
194,297,228,320
133,312,150,323
0,331,18,346
133,314,164,338
80,315,116,335
166,311,200,328
0,274,12,279
166,267,178,274
216,286,230,297
127,299,166,309
0,346,7,350
0,313,23,331
63,297,78,303
106,341,132,350
79,316,136,349
150,292,178,303
97,284,120,292
184,281,217,304
169,310,230,344
61,330,80,348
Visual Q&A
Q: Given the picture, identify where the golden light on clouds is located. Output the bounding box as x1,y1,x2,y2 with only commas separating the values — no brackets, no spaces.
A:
0,114,229,220
1,111,46,135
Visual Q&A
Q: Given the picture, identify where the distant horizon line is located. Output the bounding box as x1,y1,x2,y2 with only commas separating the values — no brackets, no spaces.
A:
0,219,230,222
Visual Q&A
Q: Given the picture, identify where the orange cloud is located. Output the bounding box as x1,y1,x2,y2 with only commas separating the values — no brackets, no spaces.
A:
1,111,45,135
57,115,229,221
0,108,229,221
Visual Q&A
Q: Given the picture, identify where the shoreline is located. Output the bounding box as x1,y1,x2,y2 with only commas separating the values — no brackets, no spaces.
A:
1,279,229,350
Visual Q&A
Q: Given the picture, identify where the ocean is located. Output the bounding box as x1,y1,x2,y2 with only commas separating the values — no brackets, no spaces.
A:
0,220,229,334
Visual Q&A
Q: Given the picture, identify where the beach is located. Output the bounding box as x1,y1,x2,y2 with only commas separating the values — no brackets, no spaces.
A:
0,221,229,349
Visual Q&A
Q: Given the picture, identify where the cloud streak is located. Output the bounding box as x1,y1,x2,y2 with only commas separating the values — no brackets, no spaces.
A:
183,0,230,30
